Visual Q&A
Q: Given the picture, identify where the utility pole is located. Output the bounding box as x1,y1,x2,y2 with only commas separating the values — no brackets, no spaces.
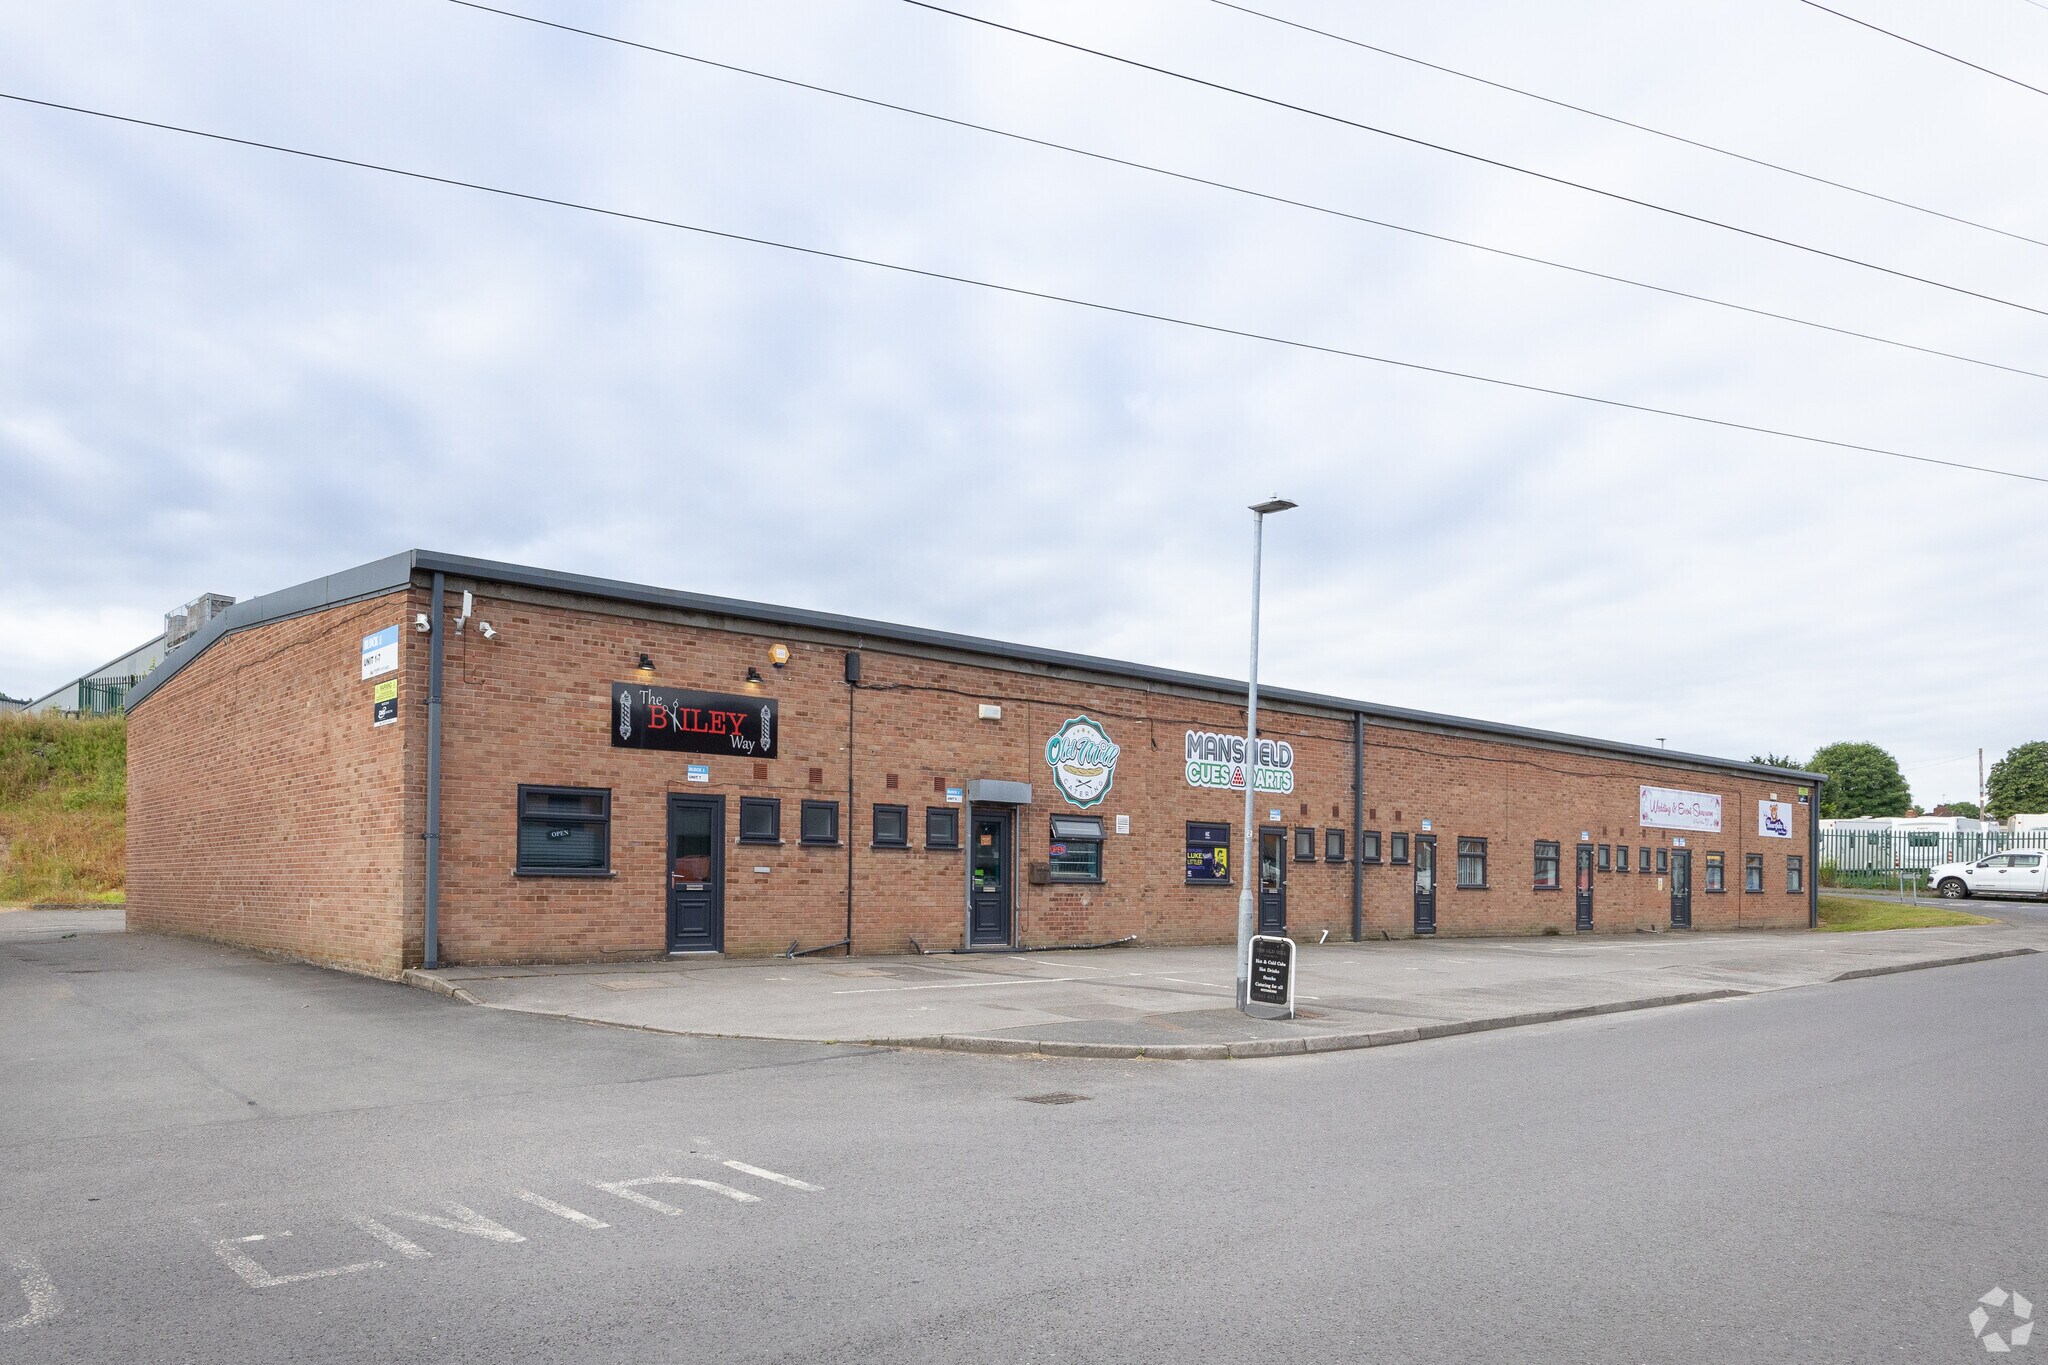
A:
1236,496,1295,1013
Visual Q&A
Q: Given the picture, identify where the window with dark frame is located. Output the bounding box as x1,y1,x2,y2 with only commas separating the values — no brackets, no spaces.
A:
1705,851,1725,892
1361,830,1382,863
1787,854,1804,893
872,803,909,848
1656,847,1669,875
738,796,780,844
1616,844,1631,873
926,807,960,849
800,800,839,845
1325,828,1345,863
1456,837,1488,888
1534,840,1560,889
1744,852,1764,893
1186,821,1230,885
1597,843,1611,872
1641,846,1652,875
1049,815,1104,882
1294,826,1317,862
515,785,611,875
1391,833,1410,864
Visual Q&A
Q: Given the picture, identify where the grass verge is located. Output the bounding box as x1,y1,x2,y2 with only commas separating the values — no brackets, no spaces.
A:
0,712,126,904
1817,895,1994,932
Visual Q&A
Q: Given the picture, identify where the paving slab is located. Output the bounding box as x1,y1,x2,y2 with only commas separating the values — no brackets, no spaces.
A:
405,916,2048,1059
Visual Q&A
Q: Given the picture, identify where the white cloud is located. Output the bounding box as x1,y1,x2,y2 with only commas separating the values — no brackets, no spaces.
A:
1,0,2043,803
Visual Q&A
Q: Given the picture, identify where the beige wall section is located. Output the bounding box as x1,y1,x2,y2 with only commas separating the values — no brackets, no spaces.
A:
126,591,416,976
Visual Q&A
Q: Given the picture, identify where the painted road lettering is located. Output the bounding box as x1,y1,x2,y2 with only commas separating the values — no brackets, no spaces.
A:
2,1255,62,1332
210,1232,384,1290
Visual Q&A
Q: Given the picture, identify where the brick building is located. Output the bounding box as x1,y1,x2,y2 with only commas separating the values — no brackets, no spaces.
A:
125,551,1822,977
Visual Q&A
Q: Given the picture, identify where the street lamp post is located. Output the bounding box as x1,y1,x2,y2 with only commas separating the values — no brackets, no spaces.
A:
1237,496,1296,1012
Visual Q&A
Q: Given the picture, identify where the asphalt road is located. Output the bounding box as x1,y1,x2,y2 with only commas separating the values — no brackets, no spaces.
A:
4,920,2045,1363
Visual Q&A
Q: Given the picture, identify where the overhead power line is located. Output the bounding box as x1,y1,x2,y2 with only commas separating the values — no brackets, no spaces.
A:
1211,0,2048,251
2,89,2043,485
445,0,2048,384
1797,0,2048,100
898,0,2048,319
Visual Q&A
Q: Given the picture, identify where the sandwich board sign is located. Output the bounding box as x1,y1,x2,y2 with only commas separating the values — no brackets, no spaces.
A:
1246,934,1296,1019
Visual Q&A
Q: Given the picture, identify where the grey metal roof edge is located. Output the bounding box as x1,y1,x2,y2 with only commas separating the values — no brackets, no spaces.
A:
125,552,418,713
414,550,1822,785
24,633,170,711
123,547,1822,784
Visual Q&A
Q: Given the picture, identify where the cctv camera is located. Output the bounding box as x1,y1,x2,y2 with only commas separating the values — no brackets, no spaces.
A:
478,621,497,641
413,613,432,633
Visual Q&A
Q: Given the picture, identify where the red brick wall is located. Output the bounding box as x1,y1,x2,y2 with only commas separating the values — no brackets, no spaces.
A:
126,592,417,974
427,581,1808,965
127,573,1810,973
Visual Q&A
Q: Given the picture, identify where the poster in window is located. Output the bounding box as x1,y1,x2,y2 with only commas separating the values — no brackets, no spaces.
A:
1186,822,1230,884
611,683,778,758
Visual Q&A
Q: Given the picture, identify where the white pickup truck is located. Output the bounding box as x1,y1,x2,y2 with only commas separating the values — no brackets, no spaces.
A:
1929,851,2048,900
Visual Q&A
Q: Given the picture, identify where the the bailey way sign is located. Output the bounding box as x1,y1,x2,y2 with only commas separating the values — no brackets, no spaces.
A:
1045,715,1119,808
1184,729,1295,794
1639,784,1722,833
612,683,779,758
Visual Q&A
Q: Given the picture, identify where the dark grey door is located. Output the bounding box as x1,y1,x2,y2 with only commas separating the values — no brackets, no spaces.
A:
1575,845,1595,931
1670,849,1692,929
666,794,724,952
1412,834,1437,935
1258,827,1287,933
970,809,1013,946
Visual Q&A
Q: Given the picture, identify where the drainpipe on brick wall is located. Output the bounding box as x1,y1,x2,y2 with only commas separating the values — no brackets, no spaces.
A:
844,650,860,956
423,571,445,970
1351,711,1365,942
1809,775,1821,929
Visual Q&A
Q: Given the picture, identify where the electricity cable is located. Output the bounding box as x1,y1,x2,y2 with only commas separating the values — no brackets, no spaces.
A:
1796,0,2048,100
899,0,2048,319
1211,0,2048,251
446,0,2048,384
3,88,2043,485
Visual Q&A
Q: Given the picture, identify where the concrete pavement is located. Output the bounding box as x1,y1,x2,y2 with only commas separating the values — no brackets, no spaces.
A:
405,916,2047,1059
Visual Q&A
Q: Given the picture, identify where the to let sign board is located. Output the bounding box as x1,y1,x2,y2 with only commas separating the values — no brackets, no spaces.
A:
1246,934,1296,1018
611,683,779,758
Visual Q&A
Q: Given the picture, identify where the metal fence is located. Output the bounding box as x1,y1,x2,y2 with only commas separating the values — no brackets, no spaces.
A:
75,677,137,716
1819,828,2048,888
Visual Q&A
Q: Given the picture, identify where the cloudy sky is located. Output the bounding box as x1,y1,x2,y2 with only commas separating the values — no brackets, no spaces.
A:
4,0,2045,802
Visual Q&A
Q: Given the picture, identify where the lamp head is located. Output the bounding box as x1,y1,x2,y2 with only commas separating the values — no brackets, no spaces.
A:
1250,496,1297,515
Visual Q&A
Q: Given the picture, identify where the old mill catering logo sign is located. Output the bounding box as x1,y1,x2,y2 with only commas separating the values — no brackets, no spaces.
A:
1757,800,1794,838
1184,729,1295,794
1045,715,1120,808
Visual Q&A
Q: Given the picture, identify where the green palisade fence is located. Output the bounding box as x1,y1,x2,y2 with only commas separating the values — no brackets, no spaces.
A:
1818,828,2048,889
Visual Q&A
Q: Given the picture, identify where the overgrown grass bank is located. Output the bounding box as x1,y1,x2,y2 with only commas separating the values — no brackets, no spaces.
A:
0,712,126,905
1816,895,1993,932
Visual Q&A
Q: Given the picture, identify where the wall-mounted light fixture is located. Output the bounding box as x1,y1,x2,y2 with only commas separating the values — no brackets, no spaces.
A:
478,622,497,641
769,642,790,668
745,666,765,685
635,653,655,679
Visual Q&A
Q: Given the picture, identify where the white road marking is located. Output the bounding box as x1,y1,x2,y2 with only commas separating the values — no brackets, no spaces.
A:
516,1191,609,1229
591,1174,761,1214
354,1220,433,1260
2,1255,60,1332
210,1232,384,1289
832,976,1081,995
720,1160,822,1192
374,1203,525,1245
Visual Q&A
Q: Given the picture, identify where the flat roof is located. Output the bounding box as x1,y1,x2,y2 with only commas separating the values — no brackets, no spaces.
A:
126,549,1823,785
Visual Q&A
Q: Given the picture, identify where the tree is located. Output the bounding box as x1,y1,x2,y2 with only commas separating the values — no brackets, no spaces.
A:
1931,801,1982,819
1808,742,1911,818
1750,752,1801,768
1986,742,2048,820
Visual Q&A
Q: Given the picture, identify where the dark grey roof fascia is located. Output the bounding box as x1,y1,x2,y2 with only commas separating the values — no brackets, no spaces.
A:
412,551,1821,785
130,547,1825,785
125,552,418,712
